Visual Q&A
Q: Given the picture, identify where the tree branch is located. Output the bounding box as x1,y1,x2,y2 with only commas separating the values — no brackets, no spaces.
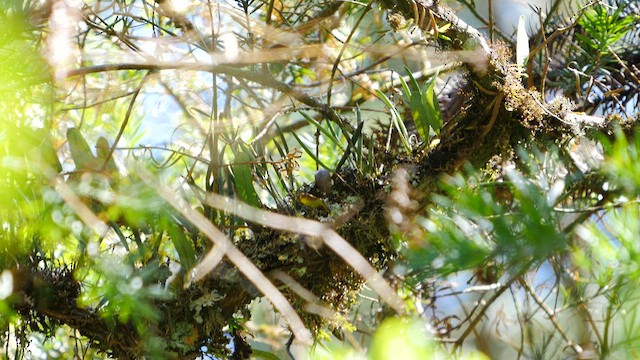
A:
66,63,352,131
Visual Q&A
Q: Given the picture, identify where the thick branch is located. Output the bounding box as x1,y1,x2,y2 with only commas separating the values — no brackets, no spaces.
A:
23,2,636,357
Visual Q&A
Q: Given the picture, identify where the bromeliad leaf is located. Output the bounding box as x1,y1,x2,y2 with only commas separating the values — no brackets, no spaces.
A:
299,111,345,151
404,69,443,139
166,221,196,271
233,144,261,208
290,127,332,170
423,76,443,136
376,89,412,153
408,83,431,140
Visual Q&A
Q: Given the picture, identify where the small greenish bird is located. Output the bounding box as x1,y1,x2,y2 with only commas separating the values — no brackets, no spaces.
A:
67,127,99,171
95,136,118,174
30,128,62,173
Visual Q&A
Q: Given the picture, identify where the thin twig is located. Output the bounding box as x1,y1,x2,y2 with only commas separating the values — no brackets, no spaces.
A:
538,9,550,94
509,285,526,360
454,0,512,46
327,2,373,106
488,0,493,44
454,275,518,350
66,62,353,132
519,278,583,354
101,70,154,172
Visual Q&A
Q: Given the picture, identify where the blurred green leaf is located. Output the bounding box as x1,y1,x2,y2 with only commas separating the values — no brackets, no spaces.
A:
166,221,196,271
370,318,435,360
290,127,331,170
600,128,640,193
81,256,167,326
406,149,566,280
299,111,345,151
233,144,261,208
577,4,634,55
252,349,283,360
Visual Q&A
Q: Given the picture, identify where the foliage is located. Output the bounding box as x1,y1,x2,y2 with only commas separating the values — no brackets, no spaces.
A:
0,0,639,359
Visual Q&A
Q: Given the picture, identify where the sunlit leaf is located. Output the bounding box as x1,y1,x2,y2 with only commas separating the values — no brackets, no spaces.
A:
167,221,196,271
422,76,442,135
290,127,331,170
404,68,442,139
370,318,435,360
233,144,261,208
376,89,412,153
299,111,345,150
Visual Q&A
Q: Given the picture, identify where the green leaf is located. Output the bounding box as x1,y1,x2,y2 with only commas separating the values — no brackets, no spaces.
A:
409,90,430,140
290,128,331,170
275,123,290,154
251,349,282,360
167,222,196,271
423,76,443,135
401,67,429,141
404,69,443,139
398,73,412,100
376,89,412,153
299,111,345,151
356,105,364,168
109,221,130,251
271,136,288,160
232,144,261,208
